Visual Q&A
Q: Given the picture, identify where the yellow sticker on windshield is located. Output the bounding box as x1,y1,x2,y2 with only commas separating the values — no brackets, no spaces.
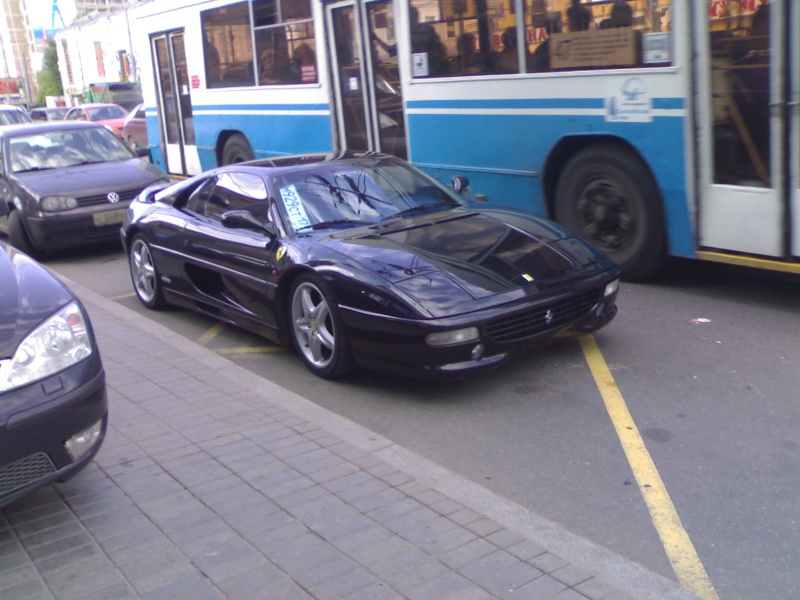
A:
276,246,287,261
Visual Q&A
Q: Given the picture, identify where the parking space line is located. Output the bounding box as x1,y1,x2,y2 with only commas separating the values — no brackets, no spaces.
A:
217,346,283,355
197,323,226,346
578,334,719,600
110,292,137,301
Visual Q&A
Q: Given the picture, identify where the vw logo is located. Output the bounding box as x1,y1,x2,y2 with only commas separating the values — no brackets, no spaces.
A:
107,192,121,204
544,309,554,325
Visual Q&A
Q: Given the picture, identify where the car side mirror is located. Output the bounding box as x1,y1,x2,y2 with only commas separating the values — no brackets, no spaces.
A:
135,146,152,159
221,209,271,233
451,176,469,194
0,200,8,218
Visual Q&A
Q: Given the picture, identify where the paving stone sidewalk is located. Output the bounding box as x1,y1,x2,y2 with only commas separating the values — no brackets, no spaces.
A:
0,282,700,600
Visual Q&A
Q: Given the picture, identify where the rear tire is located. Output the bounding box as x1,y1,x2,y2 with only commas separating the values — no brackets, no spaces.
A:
8,210,42,259
221,134,254,165
554,144,666,280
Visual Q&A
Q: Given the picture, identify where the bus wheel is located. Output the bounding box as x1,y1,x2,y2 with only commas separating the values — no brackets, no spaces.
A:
554,145,666,280
221,134,254,165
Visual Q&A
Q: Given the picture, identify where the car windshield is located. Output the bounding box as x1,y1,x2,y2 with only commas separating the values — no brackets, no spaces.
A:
86,105,127,120
9,127,135,173
0,110,31,125
273,157,463,233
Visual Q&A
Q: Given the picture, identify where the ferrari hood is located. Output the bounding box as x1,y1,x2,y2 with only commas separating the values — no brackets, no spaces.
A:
327,210,609,316
0,243,74,359
15,158,166,197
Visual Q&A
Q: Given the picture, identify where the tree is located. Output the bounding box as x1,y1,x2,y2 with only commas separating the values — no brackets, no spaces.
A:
36,40,63,106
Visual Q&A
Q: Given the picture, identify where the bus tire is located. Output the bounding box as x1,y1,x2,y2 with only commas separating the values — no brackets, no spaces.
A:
554,145,666,281
221,134,254,165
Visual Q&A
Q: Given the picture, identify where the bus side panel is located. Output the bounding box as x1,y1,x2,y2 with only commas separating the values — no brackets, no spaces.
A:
145,112,167,172
191,108,334,171
406,101,695,258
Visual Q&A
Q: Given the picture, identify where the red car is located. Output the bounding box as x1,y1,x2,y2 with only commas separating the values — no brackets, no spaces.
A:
64,103,128,139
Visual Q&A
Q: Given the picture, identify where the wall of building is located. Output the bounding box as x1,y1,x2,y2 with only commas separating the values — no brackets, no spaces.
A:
54,6,140,104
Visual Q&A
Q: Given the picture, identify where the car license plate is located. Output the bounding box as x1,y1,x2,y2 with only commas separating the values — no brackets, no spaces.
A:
93,209,127,227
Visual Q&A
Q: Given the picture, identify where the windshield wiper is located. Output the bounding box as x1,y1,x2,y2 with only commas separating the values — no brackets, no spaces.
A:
14,166,56,173
296,219,364,232
383,202,451,220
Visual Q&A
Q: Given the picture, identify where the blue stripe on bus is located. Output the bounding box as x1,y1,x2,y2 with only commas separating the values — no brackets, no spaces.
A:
191,103,330,113
407,98,684,111
407,110,695,258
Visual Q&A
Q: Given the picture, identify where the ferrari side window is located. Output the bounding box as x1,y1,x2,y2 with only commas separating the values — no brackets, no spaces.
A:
185,178,217,216
205,172,269,222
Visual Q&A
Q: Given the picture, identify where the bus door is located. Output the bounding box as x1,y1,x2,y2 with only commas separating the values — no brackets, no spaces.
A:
325,0,408,159
699,0,793,258
151,30,199,176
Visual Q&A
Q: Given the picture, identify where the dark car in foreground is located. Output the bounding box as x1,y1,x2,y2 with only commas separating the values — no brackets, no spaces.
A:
0,230,107,508
0,121,169,258
122,152,620,380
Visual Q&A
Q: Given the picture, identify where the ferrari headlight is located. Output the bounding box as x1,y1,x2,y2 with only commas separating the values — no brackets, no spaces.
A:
604,279,620,297
0,301,93,392
426,327,480,347
41,196,78,212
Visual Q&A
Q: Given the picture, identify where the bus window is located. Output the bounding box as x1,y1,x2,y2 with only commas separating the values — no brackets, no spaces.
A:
708,1,771,186
202,2,255,88
408,0,511,78
525,0,673,73
254,0,317,85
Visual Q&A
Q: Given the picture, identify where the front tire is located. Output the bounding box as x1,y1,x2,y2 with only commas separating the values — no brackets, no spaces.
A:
129,234,166,309
8,210,42,259
289,274,354,379
221,134,254,165
554,144,666,280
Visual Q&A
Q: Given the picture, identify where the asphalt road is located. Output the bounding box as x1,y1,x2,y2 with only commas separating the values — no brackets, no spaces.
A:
20,238,800,600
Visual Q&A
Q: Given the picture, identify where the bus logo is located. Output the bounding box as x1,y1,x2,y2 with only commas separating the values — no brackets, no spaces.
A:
606,78,652,123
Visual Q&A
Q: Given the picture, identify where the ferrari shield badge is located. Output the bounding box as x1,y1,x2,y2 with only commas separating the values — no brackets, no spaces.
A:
276,246,287,261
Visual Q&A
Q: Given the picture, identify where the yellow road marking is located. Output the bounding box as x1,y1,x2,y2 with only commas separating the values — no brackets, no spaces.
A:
579,335,719,600
197,323,226,346
217,346,283,355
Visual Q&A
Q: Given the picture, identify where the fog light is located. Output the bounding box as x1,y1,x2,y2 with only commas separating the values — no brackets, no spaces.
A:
595,301,606,317
604,279,619,297
426,327,480,347
471,343,485,360
64,419,103,461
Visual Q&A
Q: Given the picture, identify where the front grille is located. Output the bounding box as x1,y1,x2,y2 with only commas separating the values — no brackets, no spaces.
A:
0,453,57,497
77,189,140,207
485,289,601,342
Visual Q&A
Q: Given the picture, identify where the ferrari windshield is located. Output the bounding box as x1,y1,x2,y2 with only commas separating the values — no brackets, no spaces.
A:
273,158,463,233
9,127,135,173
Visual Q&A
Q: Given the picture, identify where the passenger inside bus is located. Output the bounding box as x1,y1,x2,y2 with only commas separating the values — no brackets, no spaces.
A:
566,0,591,31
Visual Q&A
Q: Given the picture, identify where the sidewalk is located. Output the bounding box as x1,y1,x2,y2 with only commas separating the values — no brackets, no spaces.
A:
0,280,700,600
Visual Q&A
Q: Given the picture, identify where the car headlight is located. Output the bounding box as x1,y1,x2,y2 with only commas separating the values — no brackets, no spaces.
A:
41,196,78,212
0,301,94,392
426,327,480,347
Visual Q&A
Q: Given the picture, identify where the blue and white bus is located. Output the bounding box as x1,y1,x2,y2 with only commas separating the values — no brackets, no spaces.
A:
134,0,795,280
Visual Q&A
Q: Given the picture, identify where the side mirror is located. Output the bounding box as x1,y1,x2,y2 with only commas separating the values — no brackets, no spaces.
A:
0,200,8,218
451,176,469,194
135,146,152,159
221,209,271,233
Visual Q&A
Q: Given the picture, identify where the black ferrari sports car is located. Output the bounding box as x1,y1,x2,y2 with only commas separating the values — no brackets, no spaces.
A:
121,153,620,379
